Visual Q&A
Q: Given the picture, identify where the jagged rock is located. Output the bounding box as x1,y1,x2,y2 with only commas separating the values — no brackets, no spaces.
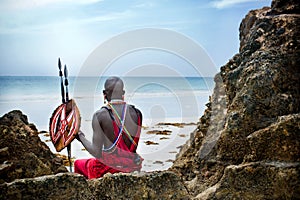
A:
0,110,67,183
271,0,300,14
209,162,300,200
89,171,190,199
171,0,300,198
0,173,94,200
0,147,9,162
0,171,190,200
218,0,300,165
246,113,300,162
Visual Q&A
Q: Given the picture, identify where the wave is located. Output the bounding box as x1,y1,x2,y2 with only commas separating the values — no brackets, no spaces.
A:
127,90,211,98
0,89,212,104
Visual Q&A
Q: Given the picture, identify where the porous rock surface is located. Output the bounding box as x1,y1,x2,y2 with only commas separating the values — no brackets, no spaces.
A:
0,110,67,184
171,0,300,199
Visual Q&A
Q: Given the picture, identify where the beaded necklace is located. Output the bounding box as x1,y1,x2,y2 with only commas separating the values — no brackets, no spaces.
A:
102,101,127,152
109,99,125,104
108,101,137,147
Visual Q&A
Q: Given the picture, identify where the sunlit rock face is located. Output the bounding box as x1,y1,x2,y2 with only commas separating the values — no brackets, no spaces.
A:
171,0,300,198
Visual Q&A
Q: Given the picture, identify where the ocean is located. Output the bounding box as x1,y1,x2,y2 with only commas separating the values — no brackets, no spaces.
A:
0,76,214,130
0,76,214,171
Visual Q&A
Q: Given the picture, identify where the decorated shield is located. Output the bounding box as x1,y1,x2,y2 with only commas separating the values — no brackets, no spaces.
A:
49,99,81,152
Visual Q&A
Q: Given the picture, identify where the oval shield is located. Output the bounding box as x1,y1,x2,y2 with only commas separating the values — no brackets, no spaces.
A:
49,99,81,152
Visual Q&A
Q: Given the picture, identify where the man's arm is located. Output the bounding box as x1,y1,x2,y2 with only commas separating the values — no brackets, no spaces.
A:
135,107,143,124
78,112,104,158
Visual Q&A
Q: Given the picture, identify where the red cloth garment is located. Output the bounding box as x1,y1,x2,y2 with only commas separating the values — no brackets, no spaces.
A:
74,104,143,179
74,158,120,179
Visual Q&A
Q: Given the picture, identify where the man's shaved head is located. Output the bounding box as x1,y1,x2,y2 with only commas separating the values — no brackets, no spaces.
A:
103,76,124,101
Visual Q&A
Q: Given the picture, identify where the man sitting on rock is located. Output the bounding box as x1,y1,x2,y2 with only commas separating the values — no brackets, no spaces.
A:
74,76,143,179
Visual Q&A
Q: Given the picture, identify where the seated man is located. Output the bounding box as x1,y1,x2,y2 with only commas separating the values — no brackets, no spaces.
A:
74,76,143,179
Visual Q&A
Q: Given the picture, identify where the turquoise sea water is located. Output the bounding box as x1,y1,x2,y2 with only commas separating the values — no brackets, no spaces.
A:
0,76,214,130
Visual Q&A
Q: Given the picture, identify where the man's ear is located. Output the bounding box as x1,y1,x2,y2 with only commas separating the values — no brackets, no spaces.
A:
122,90,125,95
103,90,106,95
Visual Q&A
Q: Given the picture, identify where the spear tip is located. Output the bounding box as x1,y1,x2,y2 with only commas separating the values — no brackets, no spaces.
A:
58,58,62,70
64,65,68,77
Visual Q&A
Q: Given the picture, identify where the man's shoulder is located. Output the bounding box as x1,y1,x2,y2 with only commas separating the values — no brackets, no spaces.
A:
127,104,138,110
128,104,142,117
94,106,111,119
94,104,142,118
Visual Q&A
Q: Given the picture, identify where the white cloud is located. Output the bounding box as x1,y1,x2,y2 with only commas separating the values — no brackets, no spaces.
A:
0,9,132,34
211,0,258,9
133,2,156,9
0,0,103,11
0,0,133,35
79,10,133,24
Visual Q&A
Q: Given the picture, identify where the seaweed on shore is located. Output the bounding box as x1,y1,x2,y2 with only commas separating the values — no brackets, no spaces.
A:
156,122,196,128
146,130,172,135
145,141,159,145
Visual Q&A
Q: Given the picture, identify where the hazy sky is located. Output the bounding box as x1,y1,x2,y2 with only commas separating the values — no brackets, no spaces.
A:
0,0,271,76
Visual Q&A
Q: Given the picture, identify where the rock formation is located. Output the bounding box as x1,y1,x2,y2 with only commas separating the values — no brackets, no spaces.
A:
0,0,299,199
171,0,300,199
0,110,68,184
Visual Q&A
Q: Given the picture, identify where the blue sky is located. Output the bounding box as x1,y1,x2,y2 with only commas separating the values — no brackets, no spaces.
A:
0,0,271,76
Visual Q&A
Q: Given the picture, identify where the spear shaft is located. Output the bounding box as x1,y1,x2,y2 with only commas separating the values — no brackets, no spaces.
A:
58,58,72,172
64,64,72,172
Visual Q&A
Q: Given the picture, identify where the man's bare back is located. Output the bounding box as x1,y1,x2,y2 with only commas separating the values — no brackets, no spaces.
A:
94,103,142,152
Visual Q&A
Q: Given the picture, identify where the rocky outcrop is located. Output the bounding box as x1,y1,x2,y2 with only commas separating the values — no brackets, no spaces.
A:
0,173,94,200
88,171,189,199
0,171,190,200
171,0,300,199
0,110,68,184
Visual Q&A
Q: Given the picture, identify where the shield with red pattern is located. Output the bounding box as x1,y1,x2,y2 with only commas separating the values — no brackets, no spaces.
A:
49,99,81,152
